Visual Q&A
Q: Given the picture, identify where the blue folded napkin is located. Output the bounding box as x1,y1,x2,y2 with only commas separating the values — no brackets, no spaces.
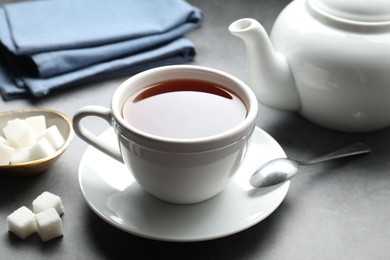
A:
0,0,203,100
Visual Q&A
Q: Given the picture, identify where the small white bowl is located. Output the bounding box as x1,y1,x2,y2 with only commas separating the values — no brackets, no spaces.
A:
0,109,73,175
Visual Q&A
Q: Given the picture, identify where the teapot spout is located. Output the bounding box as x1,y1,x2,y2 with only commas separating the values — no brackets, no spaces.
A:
229,18,300,111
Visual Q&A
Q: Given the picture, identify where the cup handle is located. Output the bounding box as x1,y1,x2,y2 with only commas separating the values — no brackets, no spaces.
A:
72,105,123,163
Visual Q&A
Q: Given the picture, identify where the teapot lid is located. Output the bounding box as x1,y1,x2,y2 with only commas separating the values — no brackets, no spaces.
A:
309,0,390,23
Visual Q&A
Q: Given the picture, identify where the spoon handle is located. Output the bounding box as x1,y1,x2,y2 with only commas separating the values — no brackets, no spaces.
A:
300,143,371,165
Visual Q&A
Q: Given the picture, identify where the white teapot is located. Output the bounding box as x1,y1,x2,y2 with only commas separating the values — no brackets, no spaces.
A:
229,0,390,132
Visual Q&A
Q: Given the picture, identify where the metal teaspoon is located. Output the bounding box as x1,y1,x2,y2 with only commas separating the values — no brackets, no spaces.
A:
250,143,371,188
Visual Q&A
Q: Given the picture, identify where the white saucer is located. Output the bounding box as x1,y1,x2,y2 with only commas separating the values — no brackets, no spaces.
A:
78,127,290,242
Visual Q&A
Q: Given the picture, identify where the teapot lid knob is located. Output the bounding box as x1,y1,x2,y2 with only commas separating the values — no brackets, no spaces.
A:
309,0,390,23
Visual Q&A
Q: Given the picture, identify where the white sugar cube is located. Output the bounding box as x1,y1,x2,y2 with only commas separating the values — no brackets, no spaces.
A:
25,115,46,136
3,118,35,148
0,142,15,165
38,126,65,150
10,148,31,164
7,206,37,239
32,191,64,215
29,138,56,161
35,208,63,242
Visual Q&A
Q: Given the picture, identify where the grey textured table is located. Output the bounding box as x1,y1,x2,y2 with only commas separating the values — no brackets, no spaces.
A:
1,0,389,259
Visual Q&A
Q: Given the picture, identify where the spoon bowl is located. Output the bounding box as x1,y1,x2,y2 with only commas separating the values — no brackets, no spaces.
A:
250,158,299,188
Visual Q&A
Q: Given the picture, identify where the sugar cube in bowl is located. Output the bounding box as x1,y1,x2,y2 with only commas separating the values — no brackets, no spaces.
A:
0,109,73,175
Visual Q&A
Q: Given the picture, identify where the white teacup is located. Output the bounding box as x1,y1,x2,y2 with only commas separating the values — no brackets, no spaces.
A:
73,65,258,204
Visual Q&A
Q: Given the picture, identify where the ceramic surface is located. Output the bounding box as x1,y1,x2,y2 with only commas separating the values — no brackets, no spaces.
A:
230,0,390,132
78,127,290,242
73,65,258,204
